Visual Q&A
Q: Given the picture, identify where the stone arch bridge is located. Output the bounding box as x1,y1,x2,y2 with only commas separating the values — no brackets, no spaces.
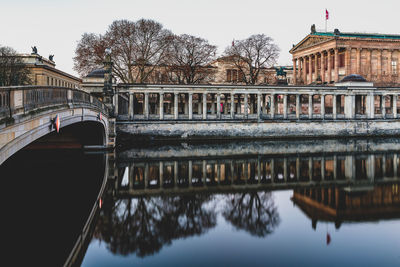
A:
0,86,114,166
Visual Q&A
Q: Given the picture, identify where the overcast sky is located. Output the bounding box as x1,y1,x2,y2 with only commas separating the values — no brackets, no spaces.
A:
2,0,400,78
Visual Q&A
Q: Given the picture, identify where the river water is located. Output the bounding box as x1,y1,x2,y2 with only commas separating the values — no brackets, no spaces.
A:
2,138,400,266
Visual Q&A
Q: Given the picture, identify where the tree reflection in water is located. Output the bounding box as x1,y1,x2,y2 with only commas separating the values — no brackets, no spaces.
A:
222,192,280,237
93,191,279,257
94,194,216,257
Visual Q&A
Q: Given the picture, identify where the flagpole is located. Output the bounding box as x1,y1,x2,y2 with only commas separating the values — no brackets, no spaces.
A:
325,8,327,32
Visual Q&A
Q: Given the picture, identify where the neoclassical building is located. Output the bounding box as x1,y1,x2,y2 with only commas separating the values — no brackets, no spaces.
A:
290,26,400,86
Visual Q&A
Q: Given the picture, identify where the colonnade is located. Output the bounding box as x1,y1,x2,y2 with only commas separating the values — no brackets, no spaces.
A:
116,85,400,121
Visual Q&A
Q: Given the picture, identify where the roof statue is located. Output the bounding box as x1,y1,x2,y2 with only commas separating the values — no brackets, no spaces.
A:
311,24,316,34
31,46,38,54
49,55,54,61
276,67,287,77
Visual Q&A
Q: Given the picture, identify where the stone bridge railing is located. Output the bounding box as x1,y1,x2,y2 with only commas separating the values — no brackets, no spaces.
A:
0,86,109,127
115,84,400,121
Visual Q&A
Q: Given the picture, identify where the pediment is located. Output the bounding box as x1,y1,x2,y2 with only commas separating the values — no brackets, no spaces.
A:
290,35,334,53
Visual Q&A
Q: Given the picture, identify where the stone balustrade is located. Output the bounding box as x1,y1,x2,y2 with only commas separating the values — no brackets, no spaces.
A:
116,84,400,121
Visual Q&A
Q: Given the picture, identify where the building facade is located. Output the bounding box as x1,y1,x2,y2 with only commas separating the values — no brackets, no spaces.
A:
290,27,400,86
20,53,81,88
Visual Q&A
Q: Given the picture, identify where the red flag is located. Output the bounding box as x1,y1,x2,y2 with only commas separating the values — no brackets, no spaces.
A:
326,9,329,20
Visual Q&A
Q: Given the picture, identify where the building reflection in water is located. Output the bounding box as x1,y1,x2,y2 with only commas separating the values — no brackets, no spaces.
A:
93,139,400,258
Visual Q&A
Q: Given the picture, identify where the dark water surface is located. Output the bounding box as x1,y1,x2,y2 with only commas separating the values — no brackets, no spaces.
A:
2,138,400,266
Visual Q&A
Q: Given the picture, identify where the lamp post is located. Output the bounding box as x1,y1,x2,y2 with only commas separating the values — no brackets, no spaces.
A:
103,48,115,116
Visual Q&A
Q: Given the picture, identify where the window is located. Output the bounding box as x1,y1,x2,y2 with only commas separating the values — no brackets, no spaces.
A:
339,54,345,68
226,69,232,82
232,69,237,82
392,60,397,74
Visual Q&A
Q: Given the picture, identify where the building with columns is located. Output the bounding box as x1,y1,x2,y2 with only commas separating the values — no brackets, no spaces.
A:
290,27,400,86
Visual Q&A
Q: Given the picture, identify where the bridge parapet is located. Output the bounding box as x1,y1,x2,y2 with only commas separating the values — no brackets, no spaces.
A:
0,86,109,127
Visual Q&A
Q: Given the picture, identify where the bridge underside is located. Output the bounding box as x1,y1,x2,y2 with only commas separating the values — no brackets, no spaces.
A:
25,121,105,150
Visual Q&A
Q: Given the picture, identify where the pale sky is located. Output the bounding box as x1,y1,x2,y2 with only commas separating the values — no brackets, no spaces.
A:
2,0,400,78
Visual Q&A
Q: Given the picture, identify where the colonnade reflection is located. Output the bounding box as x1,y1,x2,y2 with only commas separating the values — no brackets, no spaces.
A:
115,152,400,196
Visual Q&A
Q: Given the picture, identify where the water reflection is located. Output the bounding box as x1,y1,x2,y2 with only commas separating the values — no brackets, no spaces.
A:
222,192,280,237
84,138,400,266
94,194,217,257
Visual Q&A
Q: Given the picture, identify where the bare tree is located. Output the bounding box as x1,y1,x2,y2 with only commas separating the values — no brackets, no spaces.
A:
0,46,31,86
223,34,280,85
166,34,217,84
73,33,107,78
73,19,173,83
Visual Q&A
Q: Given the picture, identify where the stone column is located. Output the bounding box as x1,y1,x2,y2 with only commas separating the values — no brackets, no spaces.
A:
377,49,382,79
202,93,207,120
257,93,261,120
333,94,337,119
210,94,215,115
129,92,134,120
262,94,266,114
296,94,300,119
303,57,307,84
308,94,313,119
345,47,351,76
174,93,179,120
309,55,313,83
327,50,332,83
159,92,164,120
334,49,339,82
368,49,373,80
314,54,318,81
113,93,119,117
244,93,248,118
159,161,164,187
283,94,288,119
344,94,355,119
188,93,193,119
393,94,397,118
293,58,297,85
367,93,375,119
230,93,235,119
144,92,149,119
382,95,386,118
389,50,393,75
321,94,325,118
356,48,362,74
197,94,202,115
224,94,228,115
217,93,221,119
321,52,325,84
271,94,275,119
